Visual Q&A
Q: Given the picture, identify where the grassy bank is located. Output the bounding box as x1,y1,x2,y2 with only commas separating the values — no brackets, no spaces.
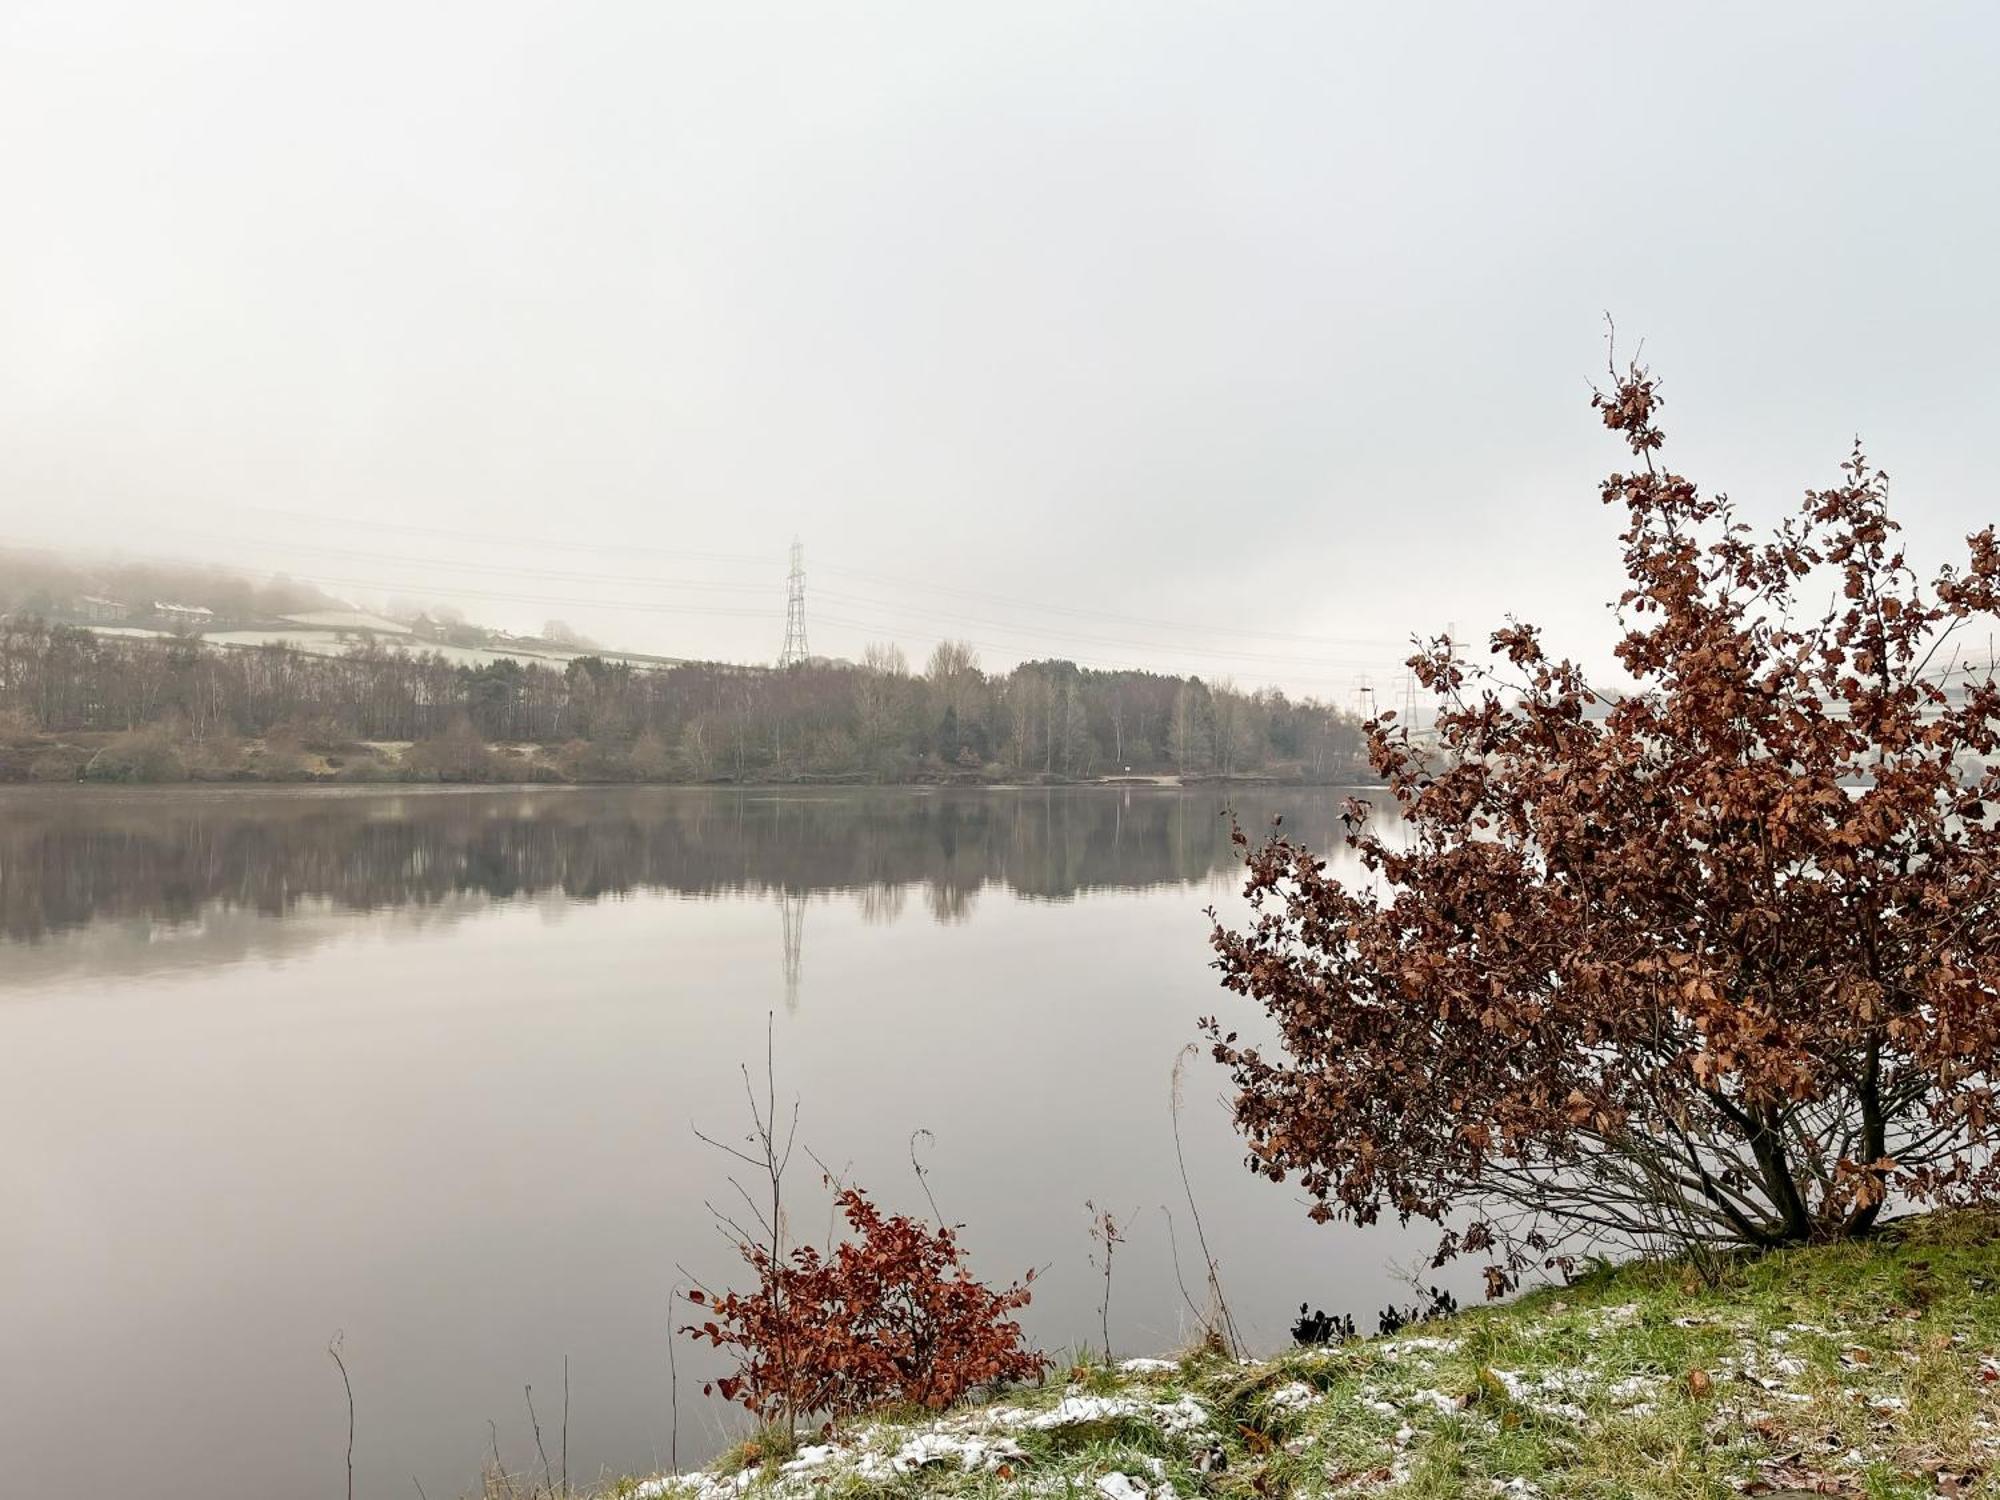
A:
0,725,1018,786
610,1214,2000,1500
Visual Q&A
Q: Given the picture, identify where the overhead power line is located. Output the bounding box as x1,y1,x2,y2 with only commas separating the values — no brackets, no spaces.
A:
806,612,1370,695
814,588,1402,670
818,562,1408,649
236,506,770,568
105,534,1408,672
209,510,1407,650
84,552,778,620
39,535,1416,692
154,527,773,595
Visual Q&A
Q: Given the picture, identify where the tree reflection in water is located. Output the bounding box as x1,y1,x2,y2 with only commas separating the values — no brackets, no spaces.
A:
0,784,1392,998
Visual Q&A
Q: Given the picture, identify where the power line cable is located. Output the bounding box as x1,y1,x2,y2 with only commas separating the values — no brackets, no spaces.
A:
819,563,1407,648
88,540,1408,674
153,528,775,595
204,509,1406,648
30,541,1415,692
235,506,770,568
815,589,1403,670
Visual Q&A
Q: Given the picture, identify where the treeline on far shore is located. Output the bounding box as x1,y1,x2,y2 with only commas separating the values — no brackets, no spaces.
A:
0,620,1368,785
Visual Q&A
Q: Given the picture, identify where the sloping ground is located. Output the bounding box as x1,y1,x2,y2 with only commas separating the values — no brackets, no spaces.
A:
615,1213,2000,1500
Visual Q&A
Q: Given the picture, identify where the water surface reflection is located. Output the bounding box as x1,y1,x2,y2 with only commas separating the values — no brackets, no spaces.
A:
0,784,1364,993
1,784,1422,1500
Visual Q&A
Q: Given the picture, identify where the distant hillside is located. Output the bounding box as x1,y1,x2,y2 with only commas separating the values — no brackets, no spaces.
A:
0,545,1368,787
0,546,612,665
0,547,349,629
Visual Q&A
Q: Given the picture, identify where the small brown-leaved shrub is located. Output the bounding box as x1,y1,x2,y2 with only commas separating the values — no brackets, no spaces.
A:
683,1184,1046,1425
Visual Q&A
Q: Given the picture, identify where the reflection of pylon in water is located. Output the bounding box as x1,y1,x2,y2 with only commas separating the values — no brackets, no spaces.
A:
780,891,806,1011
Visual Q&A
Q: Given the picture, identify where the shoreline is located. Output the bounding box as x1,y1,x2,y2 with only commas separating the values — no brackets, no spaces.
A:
607,1214,2000,1500
0,733,1382,792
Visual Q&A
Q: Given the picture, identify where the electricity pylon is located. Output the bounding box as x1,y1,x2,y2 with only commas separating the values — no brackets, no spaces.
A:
779,536,809,668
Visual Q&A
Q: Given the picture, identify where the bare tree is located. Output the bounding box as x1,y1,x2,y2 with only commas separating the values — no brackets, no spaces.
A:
690,1014,803,1439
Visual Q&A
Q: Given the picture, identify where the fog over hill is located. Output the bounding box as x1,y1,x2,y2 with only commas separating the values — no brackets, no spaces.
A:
8,7,1997,696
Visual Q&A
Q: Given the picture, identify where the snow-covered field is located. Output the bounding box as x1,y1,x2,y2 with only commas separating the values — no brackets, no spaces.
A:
77,623,682,672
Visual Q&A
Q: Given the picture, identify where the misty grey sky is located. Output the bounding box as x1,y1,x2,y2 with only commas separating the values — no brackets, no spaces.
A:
3,2,1998,699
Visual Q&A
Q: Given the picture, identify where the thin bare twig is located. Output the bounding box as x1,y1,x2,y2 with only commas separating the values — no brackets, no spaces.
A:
526,1383,555,1498
667,1285,683,1474
1084,1201,1133,1363
1170,1045,1242,1356
691,1011,802,1441
802,1146,855,1251
1159,1205,1208,1333
327,1332,355,1500
909,1128,945,1226
489,1419,517,1500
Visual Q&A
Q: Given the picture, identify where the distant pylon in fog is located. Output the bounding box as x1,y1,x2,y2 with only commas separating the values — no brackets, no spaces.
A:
779,536,809,668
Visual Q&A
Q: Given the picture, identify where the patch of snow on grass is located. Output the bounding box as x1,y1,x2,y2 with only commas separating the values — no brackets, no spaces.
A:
970,1391,1210,1440
1154,1395,1213,1435
1266,1381,1321,1413
1605,1375,1652,1403
852,1431,1026,1479
1021,1395,1144,1429
632,1470,753,1500
1380,1336,1459,1362
778,1444,843,1476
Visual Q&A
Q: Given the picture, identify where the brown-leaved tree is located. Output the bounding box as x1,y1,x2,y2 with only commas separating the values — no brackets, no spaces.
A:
1206,360,2000,1289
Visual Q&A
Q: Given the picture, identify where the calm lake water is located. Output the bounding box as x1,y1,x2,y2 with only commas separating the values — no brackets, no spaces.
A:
0,783,1434,1499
